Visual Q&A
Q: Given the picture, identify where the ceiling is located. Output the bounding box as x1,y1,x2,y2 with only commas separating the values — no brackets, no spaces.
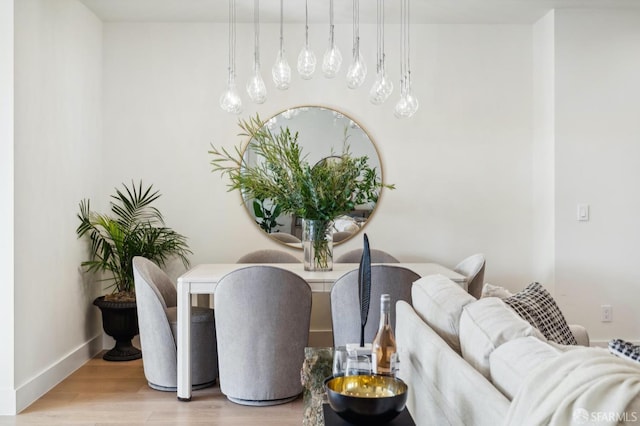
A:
78,0,640,25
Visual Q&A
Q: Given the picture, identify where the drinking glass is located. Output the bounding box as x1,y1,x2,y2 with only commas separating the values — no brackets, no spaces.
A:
332,346,348,376
390,352,400,377
345,353,372,376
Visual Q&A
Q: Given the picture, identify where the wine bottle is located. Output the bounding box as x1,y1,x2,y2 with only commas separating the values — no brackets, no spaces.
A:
372,294,397,376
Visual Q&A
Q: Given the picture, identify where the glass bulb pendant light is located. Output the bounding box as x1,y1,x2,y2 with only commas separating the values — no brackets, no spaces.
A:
247,69,267,104
246,0,267,104
346,0,367,89
220,79,243,114
322,0,342,78
369,0,393,105
297,0,316,80
394,0,419,118
272,0,291,90
220,0,242,114
394,90,419,119
369,72,393,105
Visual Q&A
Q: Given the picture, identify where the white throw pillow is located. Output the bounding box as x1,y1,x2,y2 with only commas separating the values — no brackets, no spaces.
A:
459,297,537,378
411,274,475,354
481,283,513,299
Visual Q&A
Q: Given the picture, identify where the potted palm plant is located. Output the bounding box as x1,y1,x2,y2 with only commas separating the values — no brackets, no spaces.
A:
76,181,191,361
209,114,393,271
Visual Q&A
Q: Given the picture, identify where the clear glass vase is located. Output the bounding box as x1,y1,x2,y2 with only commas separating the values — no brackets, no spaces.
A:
302,219,333,271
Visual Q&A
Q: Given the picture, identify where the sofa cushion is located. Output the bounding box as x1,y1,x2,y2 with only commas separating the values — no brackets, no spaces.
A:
459,297,537,378
396,301,511,426
489,336,561,400
411,274,476,354
503,282,578,346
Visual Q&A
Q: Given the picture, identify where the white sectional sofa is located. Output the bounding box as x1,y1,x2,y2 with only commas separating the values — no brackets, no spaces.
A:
396,275,640,426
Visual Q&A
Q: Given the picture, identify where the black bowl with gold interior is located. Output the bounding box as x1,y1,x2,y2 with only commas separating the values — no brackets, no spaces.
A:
324,375,408,425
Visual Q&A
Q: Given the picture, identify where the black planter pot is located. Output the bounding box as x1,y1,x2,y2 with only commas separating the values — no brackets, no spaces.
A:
93,296,142,362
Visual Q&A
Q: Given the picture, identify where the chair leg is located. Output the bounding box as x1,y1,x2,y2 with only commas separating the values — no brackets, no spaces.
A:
147,378,217,392
226,394,299,406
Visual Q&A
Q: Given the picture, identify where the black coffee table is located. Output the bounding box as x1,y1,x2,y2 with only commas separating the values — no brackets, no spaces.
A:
322,404,416,426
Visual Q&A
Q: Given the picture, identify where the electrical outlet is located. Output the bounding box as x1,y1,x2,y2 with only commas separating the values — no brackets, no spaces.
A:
601,305,612,322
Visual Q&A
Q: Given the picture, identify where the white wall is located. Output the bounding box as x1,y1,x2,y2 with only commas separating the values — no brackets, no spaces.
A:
12,0,103,413
532,11,556,292
102,21,534,281
7,4,640,414
0,0,16,415
554,10,640,343
101,22,534,342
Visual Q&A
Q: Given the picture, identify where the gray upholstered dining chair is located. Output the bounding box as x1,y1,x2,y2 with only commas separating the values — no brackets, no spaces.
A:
335,248,400,263
236,249,301,263
132,257,218,391
269,232,302,244
454,253,486,299
214,265,312,405
330,265,420,347
332,231,353,243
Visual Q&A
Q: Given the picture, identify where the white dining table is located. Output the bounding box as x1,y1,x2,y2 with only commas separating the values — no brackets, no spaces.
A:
175,262,466,401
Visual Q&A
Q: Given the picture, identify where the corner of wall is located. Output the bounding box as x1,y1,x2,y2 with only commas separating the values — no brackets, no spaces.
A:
0,0,15,416
15,335,103,413
531,9,556,292
0,389,17,416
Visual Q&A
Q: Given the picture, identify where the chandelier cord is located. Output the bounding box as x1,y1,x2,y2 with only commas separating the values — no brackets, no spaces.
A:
228,0,236,84
253,0,260,69
329,0,335,46
352,0,360,60
227,0,231,82
400,0,412,93
279,0,284,50
376,0,385,74
304,0,310,48
407,0,411,91
233,0,237,77
401,0,406,94
381,0,385,72
376,0,380,73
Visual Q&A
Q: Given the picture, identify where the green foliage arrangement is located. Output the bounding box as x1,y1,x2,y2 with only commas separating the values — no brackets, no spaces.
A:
252,199,283,233
76,181,192,301
208,114,393,222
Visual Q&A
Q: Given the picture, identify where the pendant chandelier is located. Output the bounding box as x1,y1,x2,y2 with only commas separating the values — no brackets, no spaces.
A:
346,0,366,89
369,0,393,105
246,0,267,104
394,0,419,118
272,0,291,90
219,0,416,119
297,0,316,80
219,0,242,114
322,0,342,78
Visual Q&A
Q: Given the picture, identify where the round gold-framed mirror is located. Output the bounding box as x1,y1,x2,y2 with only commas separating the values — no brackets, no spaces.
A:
241,105,383,248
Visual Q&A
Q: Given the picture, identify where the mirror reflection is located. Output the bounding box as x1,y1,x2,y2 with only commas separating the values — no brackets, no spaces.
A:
242,106,382,247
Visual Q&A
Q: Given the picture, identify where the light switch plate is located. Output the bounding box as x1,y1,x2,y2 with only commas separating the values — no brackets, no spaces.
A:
577,204,589,221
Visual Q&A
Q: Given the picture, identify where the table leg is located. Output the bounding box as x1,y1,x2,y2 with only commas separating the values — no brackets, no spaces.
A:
177,282,192,401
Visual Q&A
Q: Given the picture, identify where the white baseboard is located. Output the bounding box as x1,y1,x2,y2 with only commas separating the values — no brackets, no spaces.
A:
0,389,17,416
13,335,103,414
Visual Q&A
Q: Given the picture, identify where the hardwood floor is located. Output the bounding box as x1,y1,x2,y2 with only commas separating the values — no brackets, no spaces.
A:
0,353,304,425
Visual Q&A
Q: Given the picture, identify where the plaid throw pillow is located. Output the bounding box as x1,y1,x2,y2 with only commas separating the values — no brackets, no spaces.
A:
503,282,578,345
609,339,640,363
